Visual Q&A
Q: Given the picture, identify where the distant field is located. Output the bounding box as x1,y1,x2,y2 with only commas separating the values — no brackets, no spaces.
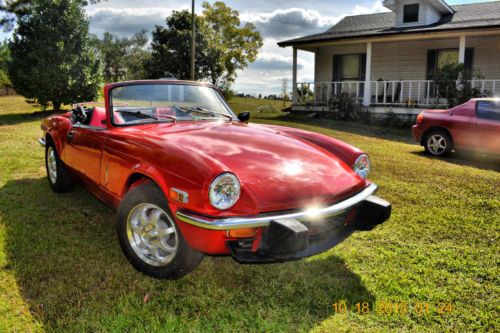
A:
0,96,498,332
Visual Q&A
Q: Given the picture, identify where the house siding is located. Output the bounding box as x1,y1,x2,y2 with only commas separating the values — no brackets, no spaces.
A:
425,4,441,25
467,35,500,79
312,35,500,102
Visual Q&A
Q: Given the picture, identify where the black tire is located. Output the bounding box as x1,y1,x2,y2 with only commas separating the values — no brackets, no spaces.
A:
424,130,453,157
117,182,204,279
45,138,75,193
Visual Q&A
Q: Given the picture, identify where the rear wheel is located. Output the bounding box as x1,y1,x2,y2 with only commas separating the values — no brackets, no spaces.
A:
45,139,75,192
424,130,452,157
117,182,203,279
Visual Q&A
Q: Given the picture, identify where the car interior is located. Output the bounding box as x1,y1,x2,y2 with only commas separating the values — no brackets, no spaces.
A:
72,105,178,128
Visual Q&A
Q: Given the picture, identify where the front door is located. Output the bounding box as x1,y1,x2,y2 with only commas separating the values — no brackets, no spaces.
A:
64,125,109,185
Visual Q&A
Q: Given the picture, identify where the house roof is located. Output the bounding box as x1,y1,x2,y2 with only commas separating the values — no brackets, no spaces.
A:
278,1,500,47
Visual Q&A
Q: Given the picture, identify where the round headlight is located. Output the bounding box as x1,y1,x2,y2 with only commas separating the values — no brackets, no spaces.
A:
209,173,241,210
353,154,371,179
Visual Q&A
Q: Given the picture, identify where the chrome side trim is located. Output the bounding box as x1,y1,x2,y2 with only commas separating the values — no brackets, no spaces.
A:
175,183,378,230
38,138,46,147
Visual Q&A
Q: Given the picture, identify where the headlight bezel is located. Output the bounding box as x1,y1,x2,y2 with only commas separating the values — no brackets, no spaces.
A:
209,172,241,210
353,154,371,179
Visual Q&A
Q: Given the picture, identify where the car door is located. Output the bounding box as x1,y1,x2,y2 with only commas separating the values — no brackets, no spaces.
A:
64,124,109,185
474,100,500,154
447,101,476,150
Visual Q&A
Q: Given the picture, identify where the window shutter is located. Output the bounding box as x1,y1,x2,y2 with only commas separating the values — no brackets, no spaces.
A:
333,55,342,82
359,53,367,81
464,47,475,74
426,50,437,80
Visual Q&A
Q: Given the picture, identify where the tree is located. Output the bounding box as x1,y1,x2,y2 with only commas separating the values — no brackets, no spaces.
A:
124,30,150,80
145,2,263,87
281,78,289,107
8,0,103,110
0,41,10,86
145,10,211,80
0,0,104,30
92,30,150,82
202,2,263,86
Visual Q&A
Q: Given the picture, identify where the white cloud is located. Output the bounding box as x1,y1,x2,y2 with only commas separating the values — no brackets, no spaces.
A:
352,0,389,15
85,1,390,94
241,8,342,39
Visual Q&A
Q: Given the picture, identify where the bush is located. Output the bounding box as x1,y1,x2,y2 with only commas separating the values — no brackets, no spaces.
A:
435,64,490,107
327,92,362,121
257,105,278,113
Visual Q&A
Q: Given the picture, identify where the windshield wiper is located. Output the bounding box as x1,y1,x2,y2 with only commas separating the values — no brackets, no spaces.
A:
115,109,159,120
115,109,176,123
175,106,234,120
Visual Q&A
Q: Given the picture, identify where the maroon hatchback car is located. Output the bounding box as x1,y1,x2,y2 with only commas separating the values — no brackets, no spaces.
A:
412,98,500,157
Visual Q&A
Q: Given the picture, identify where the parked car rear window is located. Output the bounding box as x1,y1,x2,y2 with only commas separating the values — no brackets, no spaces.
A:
476,100,500,121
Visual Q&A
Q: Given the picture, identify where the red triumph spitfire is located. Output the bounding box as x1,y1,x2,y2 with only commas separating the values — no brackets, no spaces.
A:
39,80,391,279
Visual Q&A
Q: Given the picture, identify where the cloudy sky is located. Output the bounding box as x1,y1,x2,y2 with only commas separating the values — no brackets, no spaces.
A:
2,0,494,94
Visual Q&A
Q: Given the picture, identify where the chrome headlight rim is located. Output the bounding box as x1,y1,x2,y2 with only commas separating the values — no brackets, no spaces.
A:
353,154,371,179
209,172,241,210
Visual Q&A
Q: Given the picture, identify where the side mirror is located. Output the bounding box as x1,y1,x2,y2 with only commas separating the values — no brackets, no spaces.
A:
238,112,250,123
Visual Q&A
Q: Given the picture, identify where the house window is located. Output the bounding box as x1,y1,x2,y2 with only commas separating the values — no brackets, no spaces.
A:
403,4,419,23
341,54,360,80
427,48,473,80
333,54,366,82
437,49,459,69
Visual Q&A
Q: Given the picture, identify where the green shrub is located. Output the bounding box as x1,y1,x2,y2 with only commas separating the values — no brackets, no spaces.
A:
327,92,362,121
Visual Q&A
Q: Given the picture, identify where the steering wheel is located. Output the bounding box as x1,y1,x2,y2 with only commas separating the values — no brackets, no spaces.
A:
72,105,87,124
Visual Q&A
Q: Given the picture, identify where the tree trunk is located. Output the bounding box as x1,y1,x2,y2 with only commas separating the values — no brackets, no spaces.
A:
53,101,62,112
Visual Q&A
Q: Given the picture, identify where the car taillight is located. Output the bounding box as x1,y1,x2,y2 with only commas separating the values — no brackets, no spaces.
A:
416,113,424,124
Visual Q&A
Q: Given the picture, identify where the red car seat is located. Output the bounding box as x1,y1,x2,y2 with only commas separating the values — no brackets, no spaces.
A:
89,107,106,128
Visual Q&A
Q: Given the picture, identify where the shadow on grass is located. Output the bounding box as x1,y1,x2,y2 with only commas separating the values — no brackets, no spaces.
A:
410,151,500,172
0,110,62,126
253,113,415,144
1,178,374,332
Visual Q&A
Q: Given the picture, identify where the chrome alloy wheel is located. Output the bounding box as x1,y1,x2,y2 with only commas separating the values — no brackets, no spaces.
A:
47,146,58,184
427,134,447,155
126,203,178,267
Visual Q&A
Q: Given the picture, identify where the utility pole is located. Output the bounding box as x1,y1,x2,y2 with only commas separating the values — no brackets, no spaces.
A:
190,0,195,81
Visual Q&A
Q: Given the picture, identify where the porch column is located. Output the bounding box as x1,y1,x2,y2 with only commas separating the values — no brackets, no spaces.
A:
363,42,372,107
459,35,466,64
292,47,298,104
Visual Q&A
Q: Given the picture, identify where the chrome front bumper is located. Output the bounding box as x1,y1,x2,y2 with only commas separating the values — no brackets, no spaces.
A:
38,138,46,147
176,183,380,230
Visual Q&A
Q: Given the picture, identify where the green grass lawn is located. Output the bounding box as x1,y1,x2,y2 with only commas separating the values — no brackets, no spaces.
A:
0,96,498,332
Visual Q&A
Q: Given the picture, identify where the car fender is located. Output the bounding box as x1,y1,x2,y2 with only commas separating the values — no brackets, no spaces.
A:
122,163,171,200
43,115,72,155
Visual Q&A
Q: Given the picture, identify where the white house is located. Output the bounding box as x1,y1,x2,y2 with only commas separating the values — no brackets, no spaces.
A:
278,0,500,114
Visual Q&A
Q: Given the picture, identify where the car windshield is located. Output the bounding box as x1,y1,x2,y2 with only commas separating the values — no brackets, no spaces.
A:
110,83,235,125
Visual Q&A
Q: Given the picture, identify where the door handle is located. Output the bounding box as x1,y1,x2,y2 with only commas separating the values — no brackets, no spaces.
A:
67,131,75,141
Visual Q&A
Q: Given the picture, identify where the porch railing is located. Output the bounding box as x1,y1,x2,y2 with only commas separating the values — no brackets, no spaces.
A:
295,80,500,107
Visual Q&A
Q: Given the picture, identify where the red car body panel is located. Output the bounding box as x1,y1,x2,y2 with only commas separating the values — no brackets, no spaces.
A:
412,99,500,155
41,80,381,256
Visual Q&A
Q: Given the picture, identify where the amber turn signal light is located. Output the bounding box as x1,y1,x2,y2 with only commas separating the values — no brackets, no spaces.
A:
227,228,258,238
416,113,424,124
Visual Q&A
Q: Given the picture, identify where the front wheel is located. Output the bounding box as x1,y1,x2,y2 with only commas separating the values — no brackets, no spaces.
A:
117,182,204,279
45,140,75,192
424,130,453,157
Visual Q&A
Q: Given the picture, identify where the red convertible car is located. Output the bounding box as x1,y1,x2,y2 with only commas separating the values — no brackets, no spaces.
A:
412,98,500,157
39,80,391,279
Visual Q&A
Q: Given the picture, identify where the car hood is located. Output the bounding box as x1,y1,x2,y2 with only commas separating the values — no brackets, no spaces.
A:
124,121,366,212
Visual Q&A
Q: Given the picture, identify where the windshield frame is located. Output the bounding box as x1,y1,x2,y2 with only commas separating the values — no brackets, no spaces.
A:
108,81,237,127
